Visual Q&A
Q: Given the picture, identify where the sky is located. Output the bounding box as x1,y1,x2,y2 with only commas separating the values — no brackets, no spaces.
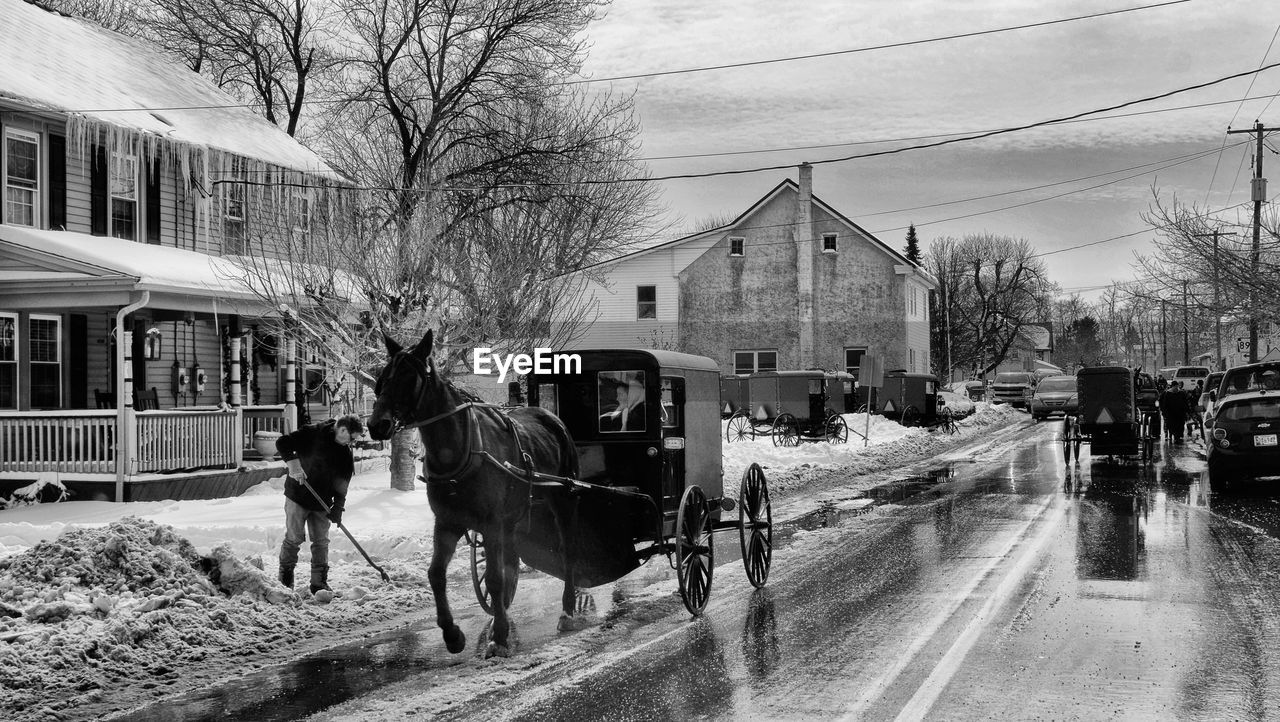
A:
574,0,1280,300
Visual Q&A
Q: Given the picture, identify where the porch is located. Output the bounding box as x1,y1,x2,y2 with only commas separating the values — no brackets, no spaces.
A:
0,405,293,502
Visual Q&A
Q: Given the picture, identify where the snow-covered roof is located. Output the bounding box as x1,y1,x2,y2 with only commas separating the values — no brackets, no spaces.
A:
0,0,338,179
0,225,280,314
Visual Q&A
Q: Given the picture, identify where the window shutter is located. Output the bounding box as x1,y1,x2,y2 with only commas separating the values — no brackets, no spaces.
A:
90,144,108,236
49,134,66,230
145,158,161,244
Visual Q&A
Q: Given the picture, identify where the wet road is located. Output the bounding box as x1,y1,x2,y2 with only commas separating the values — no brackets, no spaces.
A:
426,424,1280,720
120,421,1280,720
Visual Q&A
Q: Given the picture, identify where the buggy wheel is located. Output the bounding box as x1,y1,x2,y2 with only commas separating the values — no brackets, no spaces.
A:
939,407,958,434
468,530,514,615
675,485,714,615
726,413,754,443
826,414,849,444
772,413,800,447
901,405,921,427
1062,417,1077,464
738,463,773,588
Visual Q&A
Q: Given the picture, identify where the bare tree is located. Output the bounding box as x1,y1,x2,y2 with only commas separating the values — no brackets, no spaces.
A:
134,0,341,136
928,233,1056,377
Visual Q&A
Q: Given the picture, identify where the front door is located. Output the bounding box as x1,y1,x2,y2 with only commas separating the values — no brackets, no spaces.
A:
660,376,685,513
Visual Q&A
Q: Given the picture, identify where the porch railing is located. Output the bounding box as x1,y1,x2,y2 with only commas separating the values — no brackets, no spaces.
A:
0,411,116,474
242,405,288,446
135,410,240,473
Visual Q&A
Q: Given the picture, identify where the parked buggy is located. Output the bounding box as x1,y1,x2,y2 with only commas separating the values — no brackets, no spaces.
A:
1062,366,1159,464
719,374,750,419
724,369,849,445
879,371,953,430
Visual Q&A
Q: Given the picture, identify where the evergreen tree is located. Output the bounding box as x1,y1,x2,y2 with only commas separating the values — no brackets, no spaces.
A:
904,224,921,263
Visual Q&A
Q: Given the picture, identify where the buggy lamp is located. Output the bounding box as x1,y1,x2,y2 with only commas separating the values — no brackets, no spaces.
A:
647,447,658,457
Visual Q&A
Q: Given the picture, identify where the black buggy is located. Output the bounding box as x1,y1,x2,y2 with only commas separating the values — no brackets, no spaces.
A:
723,369,850,445
483,349,778,616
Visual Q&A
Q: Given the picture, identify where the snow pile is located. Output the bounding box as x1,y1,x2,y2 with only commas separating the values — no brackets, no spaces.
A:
0,517,432,721
723,402,1024,496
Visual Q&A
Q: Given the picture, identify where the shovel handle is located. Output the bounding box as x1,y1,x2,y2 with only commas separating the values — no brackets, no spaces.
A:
296,476,391,583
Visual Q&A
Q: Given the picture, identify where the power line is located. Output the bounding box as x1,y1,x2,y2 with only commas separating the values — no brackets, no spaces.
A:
566,1,1190,85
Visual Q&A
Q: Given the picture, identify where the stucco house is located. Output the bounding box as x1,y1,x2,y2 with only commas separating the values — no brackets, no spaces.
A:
566,164,937,380
0,0,360,501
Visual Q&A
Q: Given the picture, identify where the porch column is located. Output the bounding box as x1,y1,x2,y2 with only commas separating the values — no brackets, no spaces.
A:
121,330,139,483
230,336,242,408
284,338,297,432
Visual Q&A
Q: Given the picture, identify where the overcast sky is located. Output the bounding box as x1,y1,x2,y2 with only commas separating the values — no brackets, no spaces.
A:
576,0,1280,300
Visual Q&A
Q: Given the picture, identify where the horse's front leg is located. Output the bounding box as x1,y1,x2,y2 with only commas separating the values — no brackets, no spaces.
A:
430,523,467,654
484,526,514,658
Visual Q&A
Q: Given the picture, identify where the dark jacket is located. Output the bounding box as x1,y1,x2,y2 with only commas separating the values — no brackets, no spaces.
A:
276,420,354,514
1159,388,1189,419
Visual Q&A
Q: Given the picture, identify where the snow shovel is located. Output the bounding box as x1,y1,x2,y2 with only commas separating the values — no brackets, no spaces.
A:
298,477,392,582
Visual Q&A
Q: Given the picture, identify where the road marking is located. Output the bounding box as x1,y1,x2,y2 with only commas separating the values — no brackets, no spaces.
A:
893,498,1066,720
838,495,1061,721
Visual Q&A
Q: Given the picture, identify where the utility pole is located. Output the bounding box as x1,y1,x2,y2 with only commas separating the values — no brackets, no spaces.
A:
1192,229,1231,370
1226,122,1277,363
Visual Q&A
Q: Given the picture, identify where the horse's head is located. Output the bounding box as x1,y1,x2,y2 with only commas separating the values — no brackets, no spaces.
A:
368,330,442,440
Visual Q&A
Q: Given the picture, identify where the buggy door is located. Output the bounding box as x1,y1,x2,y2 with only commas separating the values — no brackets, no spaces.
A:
808,378,827,421
660,377,685,512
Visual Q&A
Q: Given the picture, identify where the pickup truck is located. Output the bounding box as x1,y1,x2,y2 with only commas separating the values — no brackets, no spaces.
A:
990,371,1037,409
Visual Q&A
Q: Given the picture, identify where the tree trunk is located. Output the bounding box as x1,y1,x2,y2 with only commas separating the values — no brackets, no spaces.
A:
389,428,418,491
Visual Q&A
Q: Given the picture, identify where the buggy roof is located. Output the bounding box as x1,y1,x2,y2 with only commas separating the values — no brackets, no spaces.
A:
563,349,720,374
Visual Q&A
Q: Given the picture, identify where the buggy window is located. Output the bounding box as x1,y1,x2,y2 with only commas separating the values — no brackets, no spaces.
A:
660,378,679,428
537,384,558,417
599,370,646,433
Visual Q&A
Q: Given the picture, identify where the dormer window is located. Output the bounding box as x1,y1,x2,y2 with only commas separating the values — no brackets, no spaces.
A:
729,237,744,256
4,128,39,227
822,233,838,253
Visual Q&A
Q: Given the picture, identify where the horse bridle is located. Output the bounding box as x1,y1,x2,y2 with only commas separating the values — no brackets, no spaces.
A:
381,350,530,484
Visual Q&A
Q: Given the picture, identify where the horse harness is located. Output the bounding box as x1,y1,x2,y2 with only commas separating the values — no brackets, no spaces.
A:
389,352,582,497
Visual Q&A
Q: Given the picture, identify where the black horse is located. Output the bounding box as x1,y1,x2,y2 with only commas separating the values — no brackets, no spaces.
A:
367,331,581,657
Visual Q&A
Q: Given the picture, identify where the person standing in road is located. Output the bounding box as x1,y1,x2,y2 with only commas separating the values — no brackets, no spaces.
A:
1159,382,1189,444
276,414,365,594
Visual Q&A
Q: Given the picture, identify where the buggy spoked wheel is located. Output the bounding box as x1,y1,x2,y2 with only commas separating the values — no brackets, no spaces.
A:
773,413,800,447
468,530,515,615
938,407,958,434
726,413,754,443
738,463,773,588
675,484,714,615
901,405,921,427
825,414,849,444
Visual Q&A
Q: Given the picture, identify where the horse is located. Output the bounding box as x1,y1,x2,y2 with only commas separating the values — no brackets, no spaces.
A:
367,330,582,658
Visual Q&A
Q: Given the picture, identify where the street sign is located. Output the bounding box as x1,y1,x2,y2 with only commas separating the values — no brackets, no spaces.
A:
859,354,885,388
1238,338,1249,353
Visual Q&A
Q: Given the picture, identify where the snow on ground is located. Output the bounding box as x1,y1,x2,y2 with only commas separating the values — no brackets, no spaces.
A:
0,403,1025,721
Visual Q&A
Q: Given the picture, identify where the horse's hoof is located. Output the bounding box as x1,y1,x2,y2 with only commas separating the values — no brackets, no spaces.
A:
443,625,466,654
485,641,511,658
557,613,593,632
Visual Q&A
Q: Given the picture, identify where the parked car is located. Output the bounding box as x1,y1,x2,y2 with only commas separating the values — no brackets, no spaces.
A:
1029,375,1078,421
990,371,1037,409
1159,365,1211,393
937,390,976,419
1205,389,1280,489
1197,370,1225,425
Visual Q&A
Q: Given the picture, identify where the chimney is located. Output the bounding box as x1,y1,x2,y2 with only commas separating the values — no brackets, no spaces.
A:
796,163,814,369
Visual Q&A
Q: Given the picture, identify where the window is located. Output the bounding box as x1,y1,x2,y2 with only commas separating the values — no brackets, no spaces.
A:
729,237,744,256
637,285,656,320
599,370,645,433
822,233,838,253
734,350,778,374
909,348,916,373
109,153,137,240
909,287,918,318
224,158,247,253
0,313,16,409
290,188,311,238
845,347,866,379
4,128,39,227
30,314,60,408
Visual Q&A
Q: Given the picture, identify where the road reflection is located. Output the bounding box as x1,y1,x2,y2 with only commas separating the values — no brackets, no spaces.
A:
741,589,779,683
